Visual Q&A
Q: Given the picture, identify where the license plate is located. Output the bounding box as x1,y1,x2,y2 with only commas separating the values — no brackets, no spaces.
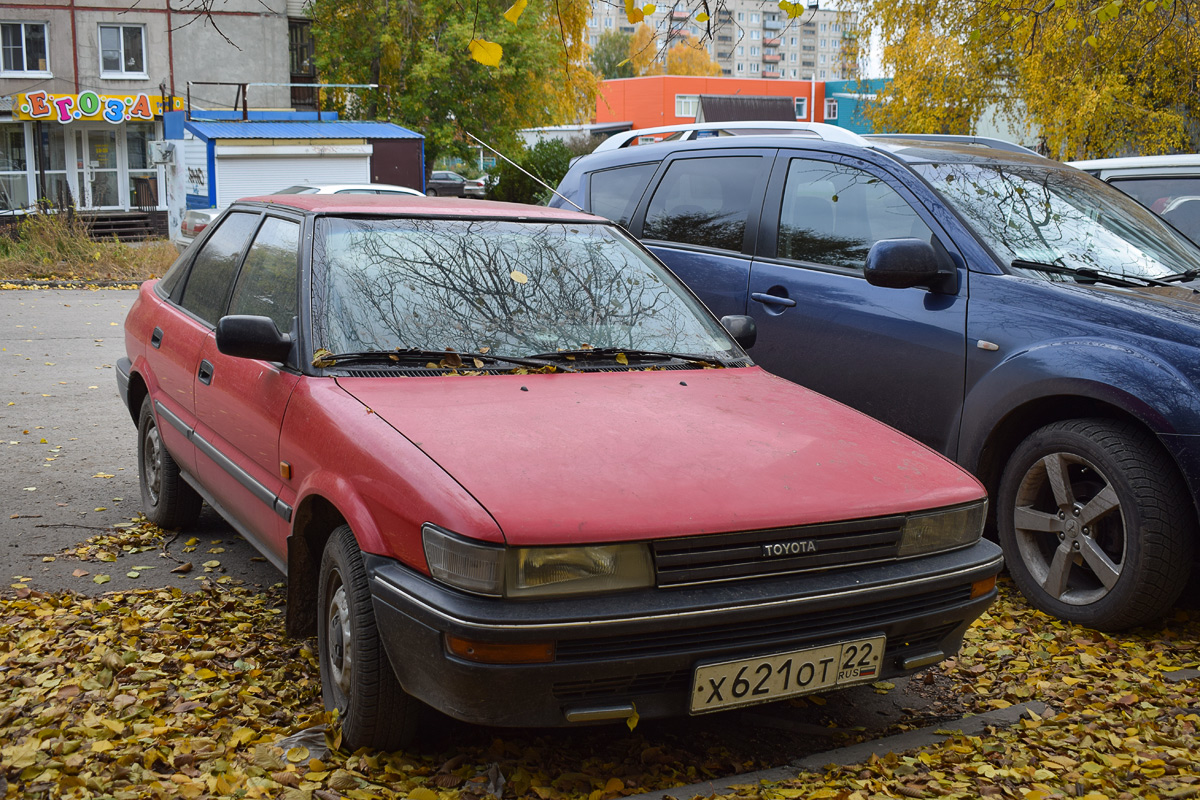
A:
689,635,886,713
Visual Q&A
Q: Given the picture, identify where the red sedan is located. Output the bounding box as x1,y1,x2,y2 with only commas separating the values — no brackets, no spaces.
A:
118,194,1001,750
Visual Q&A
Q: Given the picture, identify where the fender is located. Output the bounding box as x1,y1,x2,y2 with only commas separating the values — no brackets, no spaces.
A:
958,337,1200,474
279,377,504,565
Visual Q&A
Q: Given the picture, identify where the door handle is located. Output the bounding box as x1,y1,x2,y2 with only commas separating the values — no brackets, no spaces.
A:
151,327,163,348
751,292,797,308
198,360,214,385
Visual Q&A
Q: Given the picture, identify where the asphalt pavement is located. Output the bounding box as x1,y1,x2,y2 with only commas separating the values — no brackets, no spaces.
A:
0,287,279,594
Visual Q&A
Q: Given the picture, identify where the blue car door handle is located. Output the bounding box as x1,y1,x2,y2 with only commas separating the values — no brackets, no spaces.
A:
751,292,797,308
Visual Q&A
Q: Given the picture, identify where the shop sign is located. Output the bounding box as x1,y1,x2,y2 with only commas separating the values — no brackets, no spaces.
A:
14,92,183,124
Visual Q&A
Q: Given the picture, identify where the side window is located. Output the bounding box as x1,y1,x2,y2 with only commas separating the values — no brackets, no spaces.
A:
228,217,301,334
179,212,260,324
1108,176,1200,213
778,158,932,270
643,156,768,252
589,163,657,227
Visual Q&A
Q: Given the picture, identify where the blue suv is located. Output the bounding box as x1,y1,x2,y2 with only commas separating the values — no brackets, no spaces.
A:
553,128,1200,631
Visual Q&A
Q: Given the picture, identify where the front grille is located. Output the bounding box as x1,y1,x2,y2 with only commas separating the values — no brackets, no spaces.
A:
551,623,960,700
653,515,906,586
554,585,971,662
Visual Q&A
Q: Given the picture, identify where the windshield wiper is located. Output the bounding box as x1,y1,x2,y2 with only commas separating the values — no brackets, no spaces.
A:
1011,259,1171,288
1160,268,1200,283
527,347,730,368
312,348,577,372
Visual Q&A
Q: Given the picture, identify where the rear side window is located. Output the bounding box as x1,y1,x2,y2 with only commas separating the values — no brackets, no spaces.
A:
228,216,301,334
1109,176,1200,244
643,156,768,252
778,158,932,270
179,212,260,324
589,163,656,227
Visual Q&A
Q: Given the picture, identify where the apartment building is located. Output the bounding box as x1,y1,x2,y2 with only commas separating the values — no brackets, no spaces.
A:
586,0,858,81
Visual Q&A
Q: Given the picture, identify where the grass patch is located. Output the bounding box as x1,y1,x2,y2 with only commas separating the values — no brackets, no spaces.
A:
0,213,177,283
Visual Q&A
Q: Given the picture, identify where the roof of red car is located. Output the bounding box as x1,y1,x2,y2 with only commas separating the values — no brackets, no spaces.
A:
237,193,599,222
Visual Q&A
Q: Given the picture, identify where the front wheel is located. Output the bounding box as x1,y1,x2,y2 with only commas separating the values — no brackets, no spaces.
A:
318,525,417,750
997,418,1195,631
137,396,201,529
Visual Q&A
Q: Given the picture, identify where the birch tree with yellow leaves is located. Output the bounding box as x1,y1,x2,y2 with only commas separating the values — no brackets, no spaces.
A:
847,0,1200,158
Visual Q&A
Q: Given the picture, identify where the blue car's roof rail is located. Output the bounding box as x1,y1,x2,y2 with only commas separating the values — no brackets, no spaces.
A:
867,133,1040,156
592,121,871,153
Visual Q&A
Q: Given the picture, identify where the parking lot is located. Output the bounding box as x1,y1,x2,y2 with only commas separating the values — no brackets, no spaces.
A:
0,288,278,593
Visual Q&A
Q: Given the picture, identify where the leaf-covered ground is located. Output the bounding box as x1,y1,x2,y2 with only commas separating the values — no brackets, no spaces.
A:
2,546,1199,799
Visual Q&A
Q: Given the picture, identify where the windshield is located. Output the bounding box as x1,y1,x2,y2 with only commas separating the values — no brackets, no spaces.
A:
311,218,738,360
913,162,1200,280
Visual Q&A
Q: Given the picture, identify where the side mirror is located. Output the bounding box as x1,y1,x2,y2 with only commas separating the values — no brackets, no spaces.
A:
865,238,950,291
216,315,293,362
720,315,757,350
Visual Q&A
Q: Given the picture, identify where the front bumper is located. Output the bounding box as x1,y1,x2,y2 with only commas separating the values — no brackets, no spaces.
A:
366,539,1003,727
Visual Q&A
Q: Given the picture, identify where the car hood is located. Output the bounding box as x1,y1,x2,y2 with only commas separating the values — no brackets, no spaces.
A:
335,368,984,545
1088,281,1200,317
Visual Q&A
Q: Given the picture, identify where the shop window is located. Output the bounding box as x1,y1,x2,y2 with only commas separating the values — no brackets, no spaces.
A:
824,98,839,120
100,24,146,77
794,97,807,119
0,124,30,211
1,22,49,75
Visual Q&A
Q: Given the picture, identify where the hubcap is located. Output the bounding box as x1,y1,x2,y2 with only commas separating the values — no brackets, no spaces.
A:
1012,451,1125,606
326,583,353,695
143,424,163,506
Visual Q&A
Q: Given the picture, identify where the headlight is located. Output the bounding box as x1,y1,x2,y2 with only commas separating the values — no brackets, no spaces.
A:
422,524,655,598
897,500,987,557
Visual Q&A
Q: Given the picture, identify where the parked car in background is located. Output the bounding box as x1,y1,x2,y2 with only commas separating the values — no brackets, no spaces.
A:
173,183,425,252
121,193,1000,750
426,170,487,198
554,126,1200,632
1070,154,1200,245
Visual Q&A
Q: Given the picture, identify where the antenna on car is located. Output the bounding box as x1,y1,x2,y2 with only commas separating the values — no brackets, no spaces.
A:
465,130,586,213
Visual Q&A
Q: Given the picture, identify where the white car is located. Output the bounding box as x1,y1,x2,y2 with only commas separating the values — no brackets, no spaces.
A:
1069,154,1200,245
174,183,426,252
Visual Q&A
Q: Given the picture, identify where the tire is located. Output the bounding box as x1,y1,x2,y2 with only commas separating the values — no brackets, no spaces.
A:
137,396,202,529
318,525,417,750
426,188,439,197
997,418,1195,631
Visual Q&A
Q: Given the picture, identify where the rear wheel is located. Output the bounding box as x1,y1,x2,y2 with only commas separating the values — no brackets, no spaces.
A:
998,418,1194,631
318,525,417,750
137,396,202,529
426,188,439,197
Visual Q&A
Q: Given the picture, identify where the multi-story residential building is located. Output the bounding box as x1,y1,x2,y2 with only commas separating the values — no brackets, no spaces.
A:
585,0,858,81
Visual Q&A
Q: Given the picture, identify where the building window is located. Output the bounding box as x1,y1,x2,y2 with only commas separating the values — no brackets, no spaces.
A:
100,24,145,77
790,52,797,61
832,23,840,32
820,69,827,77
675,94,700,117
605,17,614,27
750,30,760,39
790,36,797,45
820,22,828,31
820,38,826,47
790,68,797,77
820,54,827,63
794,97,807,119
750,46,759,55
737,45,744,55
736,62,744,72
751,12,760,22
737,12,745,21
751,62,760,72
825,98,838,120
1,22,49,75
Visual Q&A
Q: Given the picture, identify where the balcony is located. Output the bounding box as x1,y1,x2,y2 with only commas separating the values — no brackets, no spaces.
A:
762,53,781,63
717,51,732,59
762,70,781,78
717,34,733,42
763,37,781,47
763,19,785,30
672,10,690,20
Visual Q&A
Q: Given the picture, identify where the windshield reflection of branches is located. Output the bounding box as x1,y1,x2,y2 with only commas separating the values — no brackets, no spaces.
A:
920,163,1198,280
315,219,721,356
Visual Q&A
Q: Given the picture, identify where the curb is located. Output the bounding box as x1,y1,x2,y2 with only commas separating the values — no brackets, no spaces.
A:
622,701,1047,800
1,279,143,288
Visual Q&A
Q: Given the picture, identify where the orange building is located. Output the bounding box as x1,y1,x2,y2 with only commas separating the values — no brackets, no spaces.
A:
594,75,829,130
